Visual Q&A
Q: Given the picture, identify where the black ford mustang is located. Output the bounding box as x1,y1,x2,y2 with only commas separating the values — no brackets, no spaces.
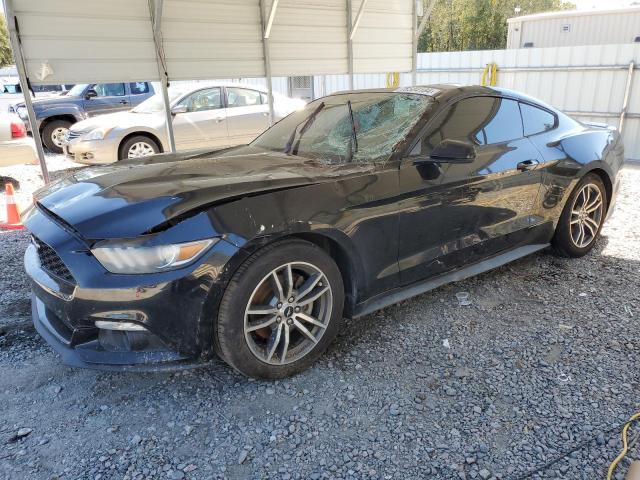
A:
24,85,623,378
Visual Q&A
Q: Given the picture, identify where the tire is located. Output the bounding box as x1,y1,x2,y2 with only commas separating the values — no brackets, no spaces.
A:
41,119,72,154
215,239,344,379
119,135,160,160
552,173,608,258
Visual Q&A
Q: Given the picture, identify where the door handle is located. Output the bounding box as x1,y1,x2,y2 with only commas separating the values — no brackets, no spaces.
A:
214,118,225,123
262,112,269,116
517,159,538,172
119,100,129,104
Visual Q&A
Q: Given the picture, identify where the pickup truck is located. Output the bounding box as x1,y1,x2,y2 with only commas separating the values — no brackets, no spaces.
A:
11,82,155,153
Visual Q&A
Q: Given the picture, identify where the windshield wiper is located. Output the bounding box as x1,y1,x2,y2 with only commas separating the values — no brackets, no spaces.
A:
345,100,358,162
284,102,325,155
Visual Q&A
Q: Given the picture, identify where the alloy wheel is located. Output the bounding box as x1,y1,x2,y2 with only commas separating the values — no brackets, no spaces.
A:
244,262,333,365
127,141,156,158
570,183,604,248
51,127,68,148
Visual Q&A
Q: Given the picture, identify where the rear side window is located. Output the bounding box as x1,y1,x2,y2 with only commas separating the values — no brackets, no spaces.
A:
94,83,126,97
130,82,150,95
520,103,556,136
227,88,263,107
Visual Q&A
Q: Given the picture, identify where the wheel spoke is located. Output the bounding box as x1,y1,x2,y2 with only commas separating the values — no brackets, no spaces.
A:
280,325,290,364
293,319,318,344
570,217,581,225
296,312,326,329
296,273,323,300
247,305,278,316
266,323,283,362
298,285,329,306
246,315,278,332
585,198,602,213
584,216,599,233
285,264,294,299
270,271,285,301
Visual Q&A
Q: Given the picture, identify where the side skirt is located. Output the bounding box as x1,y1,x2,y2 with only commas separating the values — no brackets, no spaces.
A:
351,243,549,319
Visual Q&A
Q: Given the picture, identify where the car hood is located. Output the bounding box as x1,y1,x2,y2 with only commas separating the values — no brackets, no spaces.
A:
70,111,160,133
16,95,83,110
33,146,374,239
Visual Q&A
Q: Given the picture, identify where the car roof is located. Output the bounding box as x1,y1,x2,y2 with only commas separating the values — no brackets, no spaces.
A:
328,84,551,109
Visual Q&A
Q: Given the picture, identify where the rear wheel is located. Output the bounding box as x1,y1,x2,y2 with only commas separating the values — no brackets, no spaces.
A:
552,173,607,257
42,119,72,153
119,135,160,160
215,240,344,379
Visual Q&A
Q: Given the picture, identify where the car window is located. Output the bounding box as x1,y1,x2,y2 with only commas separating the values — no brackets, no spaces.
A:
420,96,523,153
520,102,556,136
2,84,21,94
253,92,434,164
94,83,126,97
130,82,150,95
177,87,222,112
227,88,263,107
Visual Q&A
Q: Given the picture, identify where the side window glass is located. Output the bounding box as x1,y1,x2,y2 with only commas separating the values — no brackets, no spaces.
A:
482,98,523,144
520,102,556,136
130,82,150,95
227,88,262,107
177,88,222,112
420,97,523,154
94,83,126,97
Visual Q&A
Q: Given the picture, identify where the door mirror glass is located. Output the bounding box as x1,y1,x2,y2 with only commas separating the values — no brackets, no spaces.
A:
85,89,98,99
429,139,476,163
171,104,188,115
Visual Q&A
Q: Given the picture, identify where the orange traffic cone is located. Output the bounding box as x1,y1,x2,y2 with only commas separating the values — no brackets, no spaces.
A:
0,183,25,230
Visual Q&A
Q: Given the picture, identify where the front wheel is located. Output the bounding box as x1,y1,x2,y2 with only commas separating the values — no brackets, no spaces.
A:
552,173,608,257
42,119,72,154
215,240,344,379
119,135,160,160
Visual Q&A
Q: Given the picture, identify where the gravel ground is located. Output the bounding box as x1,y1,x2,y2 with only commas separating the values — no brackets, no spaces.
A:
1,163,639,480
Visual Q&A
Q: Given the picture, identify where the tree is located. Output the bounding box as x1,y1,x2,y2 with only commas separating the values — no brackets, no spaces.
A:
0,14,14,67
418,0,576,52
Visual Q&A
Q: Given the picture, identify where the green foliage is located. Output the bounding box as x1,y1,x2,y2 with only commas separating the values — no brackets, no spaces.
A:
418,0,576,52
0,15,14,67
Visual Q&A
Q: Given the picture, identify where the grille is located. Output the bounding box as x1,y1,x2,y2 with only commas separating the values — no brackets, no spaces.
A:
65,128,91,142
32,236,75,284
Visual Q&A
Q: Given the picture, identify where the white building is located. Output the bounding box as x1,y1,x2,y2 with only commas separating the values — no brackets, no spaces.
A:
507,6,640,49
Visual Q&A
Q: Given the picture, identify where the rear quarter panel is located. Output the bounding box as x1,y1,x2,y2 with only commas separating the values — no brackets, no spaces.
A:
526,115,623,228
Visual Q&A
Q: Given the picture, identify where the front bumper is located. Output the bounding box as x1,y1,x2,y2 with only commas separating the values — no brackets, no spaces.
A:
24,206,239,371
64,138,119,165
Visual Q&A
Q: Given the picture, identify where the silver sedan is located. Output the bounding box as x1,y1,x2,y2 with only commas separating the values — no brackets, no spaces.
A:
62,83,305,164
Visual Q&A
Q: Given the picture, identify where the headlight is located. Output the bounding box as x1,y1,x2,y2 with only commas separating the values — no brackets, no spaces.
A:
83,126,114,141
91,238,217,274
16,106,28,120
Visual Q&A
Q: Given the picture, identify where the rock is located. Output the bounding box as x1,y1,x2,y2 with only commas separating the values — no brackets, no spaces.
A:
130,435,142,445
238,450,249,464
478,468,491,480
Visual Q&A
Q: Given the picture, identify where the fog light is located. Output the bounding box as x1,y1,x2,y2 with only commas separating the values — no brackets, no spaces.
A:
95,320,147,331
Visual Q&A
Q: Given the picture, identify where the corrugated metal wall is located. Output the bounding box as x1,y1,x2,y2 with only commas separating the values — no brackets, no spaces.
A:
507,8,640,49
307,44,640,160
11,0,414,83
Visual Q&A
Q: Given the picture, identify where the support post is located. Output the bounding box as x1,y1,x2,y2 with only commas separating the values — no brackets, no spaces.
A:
150,0,176,153
416,0,437,40
347,0,354,90
411,0,418,86
619,61,635,134
260,0,275,125
4,0,50,184
349,0,369,40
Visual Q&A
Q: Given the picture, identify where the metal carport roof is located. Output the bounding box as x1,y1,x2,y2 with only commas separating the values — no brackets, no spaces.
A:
3,0,434,182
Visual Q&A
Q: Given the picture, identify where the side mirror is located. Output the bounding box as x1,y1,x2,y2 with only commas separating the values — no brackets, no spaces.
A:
171,105,188,115
429,139,476,163
84,89,98,99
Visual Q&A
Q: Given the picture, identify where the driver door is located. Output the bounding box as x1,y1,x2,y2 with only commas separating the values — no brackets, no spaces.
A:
172,87,229,151
398,96,544,285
